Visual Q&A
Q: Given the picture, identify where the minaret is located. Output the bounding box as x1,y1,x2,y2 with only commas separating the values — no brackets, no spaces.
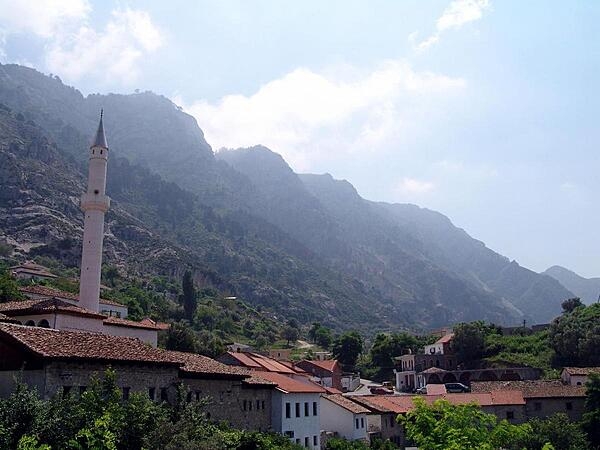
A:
78,110,110,312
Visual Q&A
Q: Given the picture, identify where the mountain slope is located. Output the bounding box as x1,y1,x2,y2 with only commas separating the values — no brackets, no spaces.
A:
0,63,573,329
544,265,600,305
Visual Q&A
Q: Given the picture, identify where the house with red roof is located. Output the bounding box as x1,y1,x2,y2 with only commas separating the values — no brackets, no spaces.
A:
295,359,343,390
321,394,370,443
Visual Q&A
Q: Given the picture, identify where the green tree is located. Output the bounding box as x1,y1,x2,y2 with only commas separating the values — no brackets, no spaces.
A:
452,321,491,368
562,297,584,314
582,374,600,449
165,321,199,353
332,331,364,368
549,303,600,367
315,326,333,349
518,413,589,450
400,397,532,450
0,268,24,302
281,326,300,347
181,270,197,321
308,322,321,343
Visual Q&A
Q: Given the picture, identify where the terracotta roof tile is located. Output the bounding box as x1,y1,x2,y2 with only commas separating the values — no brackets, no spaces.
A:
103,316,161,330
297,359,339,373
435,333,454,344
471,380,587,398
324,394,370,414
0,313,20,323
255,371,326,393
563,367,600,376
0,298,106,319
0,323,180,366
20,286,124,307
224,351,297,374
163,350,250,377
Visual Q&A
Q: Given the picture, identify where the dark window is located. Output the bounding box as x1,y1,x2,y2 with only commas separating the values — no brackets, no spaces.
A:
304,402,309,416
256,400,260,410
305,437,309,447
196,391,201,401
262,400,265,410
248,400,252,411
148,387,155,400
566,402,573,411
187,392,192,402
122,387,130,400
160,388,168,402
361,417,365,428
38,319,50,328
295,402,300,417
79,386,87,396
534,402,542,411
285,402,291,418
313,401,318,416
313,436,318,446
62,386,72,396
356,418,360,429
243,400,247,411
284,431,294,438
390,416,395,427
506,411,514,420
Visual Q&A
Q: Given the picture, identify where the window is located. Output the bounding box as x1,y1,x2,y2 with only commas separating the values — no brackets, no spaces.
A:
361,417,365,428
506,411,514,420
262,400,265,410
160,388,168,402
25,320,35,326
79,386,87,396
195,391,201,401
62,386,72,396
390,416,395,427
313,401,318,416
286,402,291,418
304,402,309,416
248,400,252,411
187,392,192,402
305,437,309,447
38,319,50,328
256,400,260,410
122,387,130,400
534,402,542,411
243,400,247,411
148,387,155,400
295,402,301,417
313,436,318,447
355,418,360,429
295,438,300,445
566,402,573,411
284,431,294,438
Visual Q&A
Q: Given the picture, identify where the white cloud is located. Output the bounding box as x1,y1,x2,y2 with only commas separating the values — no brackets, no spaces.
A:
180,61,465,171
46,8,163,83
0,1,163,84
413,0,490,51
397,177,436,195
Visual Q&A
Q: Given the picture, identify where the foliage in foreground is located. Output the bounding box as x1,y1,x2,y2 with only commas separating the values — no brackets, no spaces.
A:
0,370,302,450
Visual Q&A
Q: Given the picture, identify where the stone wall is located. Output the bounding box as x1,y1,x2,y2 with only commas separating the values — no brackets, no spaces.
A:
181,377,272,432
525,397,586,422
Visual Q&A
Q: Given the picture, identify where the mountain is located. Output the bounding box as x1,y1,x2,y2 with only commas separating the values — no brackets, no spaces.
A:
0,63,574,331
544,266,600,305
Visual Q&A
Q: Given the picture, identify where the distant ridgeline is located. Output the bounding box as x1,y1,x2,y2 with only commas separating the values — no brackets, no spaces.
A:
0,63,574,332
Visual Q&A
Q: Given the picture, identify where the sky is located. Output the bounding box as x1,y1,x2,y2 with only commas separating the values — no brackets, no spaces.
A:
0,0,599,277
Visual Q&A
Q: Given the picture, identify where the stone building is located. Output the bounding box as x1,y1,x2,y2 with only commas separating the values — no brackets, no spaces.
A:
561,367,600,386
295,359,343,391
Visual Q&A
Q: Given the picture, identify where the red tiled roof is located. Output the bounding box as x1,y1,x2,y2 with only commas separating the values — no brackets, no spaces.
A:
563,367,600,376
324,394,370,414
19,286,124,307
324,386,344,395
103,316,161,330
243,375,278,386
140,318,170,330
0,323,180,366
298,359,339,373
435,333,454,344
0,298,106,319
0,313,20,324
255,371,326,394
224,351,297,374
163,350,250,377
471,380,587,398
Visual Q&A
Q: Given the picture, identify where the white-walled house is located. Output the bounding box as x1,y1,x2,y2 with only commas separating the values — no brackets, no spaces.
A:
321,394,369,442
257,371,325,449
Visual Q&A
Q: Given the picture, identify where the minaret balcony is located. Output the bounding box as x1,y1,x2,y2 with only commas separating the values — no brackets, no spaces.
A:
80,193,110,212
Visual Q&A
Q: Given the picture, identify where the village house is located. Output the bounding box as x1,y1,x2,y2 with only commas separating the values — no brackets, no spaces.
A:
10,262,57,281
349,395,405,447
471,380,587,421
561,367,600,386
320,394,369,443
295,359,343,391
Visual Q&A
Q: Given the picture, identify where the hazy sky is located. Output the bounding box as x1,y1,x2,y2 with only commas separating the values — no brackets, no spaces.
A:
1,0,599,277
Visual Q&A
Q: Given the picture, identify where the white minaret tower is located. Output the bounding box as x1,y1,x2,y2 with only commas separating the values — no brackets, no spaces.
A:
78,110,110,312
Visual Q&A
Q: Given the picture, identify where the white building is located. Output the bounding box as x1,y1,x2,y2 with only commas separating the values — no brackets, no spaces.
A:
254,371,325,449
321,394,369,442
10,262,57,281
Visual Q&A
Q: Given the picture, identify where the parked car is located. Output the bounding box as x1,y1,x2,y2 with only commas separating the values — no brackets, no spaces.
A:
415,386,427,394
369,386,394,395
445,382,470,393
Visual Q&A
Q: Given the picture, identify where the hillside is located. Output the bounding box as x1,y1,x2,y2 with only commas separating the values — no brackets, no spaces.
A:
544,265,600,305
0,63,574,330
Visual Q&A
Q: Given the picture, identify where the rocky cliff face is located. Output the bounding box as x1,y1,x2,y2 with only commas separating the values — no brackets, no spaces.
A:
0,63,574,330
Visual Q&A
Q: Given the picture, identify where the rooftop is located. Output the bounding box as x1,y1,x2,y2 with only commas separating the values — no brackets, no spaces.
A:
253,372,326,394
0,322,179,366
20,285,124,308
471,380,587,398
434,333,454,344
0,298,106,320
563,367,600,376
103,316,163,331
323,394,370,414
222,351,297,374
297,359,339,373
163,350,251,378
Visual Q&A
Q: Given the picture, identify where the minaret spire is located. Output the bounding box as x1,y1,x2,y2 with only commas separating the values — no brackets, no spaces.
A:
78,111,111,312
